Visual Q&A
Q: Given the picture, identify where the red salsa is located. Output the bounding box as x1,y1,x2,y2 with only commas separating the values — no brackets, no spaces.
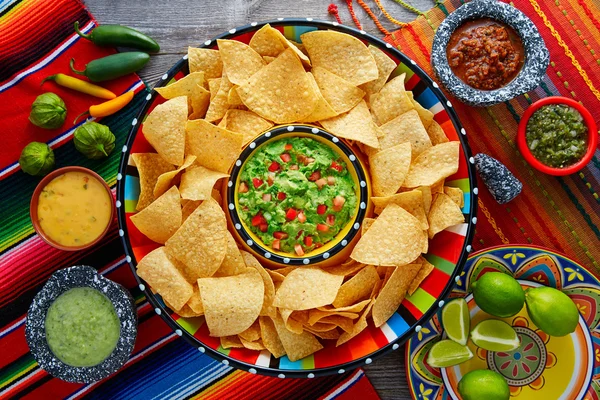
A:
447,18,524,90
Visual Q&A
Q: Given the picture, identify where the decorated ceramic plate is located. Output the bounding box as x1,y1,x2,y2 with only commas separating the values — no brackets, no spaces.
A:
406,244,600,399
117,19,477,377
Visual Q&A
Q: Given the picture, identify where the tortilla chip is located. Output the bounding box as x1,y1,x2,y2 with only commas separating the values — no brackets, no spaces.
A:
371,190,428,229
198,270,264,336
186,119,243,173
332,265,380,308
249,24,286,57
427,120,449,145
130,186,182,244
322,260,366,276
280,309,305,334
240,337,265,350
205,73,234,122
131,153,175,211
223,109,273,146
136,247,193,310
267,269,286,282
207,78,222,100
189,84,211,119
259,316,286,358
168,302,202,318
444,186,464,208
179,165,228,201
226,86,243,107
187,286,204,314
221,335,244,349
307,310,358,326
302,72,338,122
370,74,415,125
300,30,378,86
305,327,341,340
311,66,364,114
263,56,276,64
213,232,247,277
155,72,205,104
407,92,434,129
431,179,445,194
181,199,201,222
360,45,397,97
142,96,187,166
238,320,261,342
188,47,223,79
408,258,435,296
369,142,412,197
273,267,344,310
154,155,196,198
379,110,432,157
320,100,381,149
372,263,422,327
273,266,300,276
166,198,228,279
428,193,465,239
217,39,266,86
237,48,318,123
351,204,426,266
241,251,276,318
362,217,376,236
316,316,355,333
317,299,371,314
336,299,374,346
419,186,433,214
272,315,323,361
403,142,460,188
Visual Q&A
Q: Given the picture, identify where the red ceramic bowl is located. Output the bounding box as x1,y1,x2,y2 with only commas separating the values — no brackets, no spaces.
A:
30,166,114,251
517,96,597,176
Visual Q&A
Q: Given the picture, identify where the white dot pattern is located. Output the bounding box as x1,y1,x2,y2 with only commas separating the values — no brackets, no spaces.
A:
138,284,145,291
312,128,319,134
303,259,310,265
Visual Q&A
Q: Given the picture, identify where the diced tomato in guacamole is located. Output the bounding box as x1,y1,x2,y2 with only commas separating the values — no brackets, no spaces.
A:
238,137,357,255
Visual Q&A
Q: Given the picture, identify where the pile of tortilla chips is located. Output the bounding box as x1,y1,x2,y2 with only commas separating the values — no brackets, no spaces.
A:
131,25,465,362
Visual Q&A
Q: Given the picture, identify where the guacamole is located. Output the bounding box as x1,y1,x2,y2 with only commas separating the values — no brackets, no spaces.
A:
238,137,357,255
526,104,588,168
45,287,121,367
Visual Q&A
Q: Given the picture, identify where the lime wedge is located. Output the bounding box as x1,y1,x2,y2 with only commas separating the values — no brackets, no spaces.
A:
442,298,470,345
471,319,520,352
426,339,473,368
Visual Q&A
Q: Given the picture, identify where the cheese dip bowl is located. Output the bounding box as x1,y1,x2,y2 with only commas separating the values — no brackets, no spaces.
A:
30,166,114,251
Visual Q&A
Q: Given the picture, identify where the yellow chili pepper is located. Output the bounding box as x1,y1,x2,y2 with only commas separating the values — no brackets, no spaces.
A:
73,91,134,124
42,74,116,99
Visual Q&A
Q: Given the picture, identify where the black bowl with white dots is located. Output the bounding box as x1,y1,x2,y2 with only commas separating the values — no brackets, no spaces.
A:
431,0,549,106
226,125,369,266
25,265,137,384
116,18,478,378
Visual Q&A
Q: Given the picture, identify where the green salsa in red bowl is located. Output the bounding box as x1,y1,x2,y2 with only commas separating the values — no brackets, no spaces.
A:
226,125,370,268
517,97,597,176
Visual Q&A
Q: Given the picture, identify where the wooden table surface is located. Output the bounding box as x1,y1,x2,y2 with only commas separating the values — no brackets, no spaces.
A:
84,1,435,398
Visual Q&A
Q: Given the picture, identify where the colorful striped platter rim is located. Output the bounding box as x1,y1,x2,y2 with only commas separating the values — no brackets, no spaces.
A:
116,19,478,377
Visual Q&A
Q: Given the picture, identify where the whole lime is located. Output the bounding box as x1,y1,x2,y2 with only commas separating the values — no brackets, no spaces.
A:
525,286,579,336
458,369,510,400
471,272,525,318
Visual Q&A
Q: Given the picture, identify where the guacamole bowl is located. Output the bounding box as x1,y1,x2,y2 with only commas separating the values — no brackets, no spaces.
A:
117,19,477,378
225,125,370,268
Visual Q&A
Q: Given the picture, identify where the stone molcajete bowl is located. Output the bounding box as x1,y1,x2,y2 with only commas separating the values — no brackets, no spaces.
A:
431,0,549,107
25,265,137,383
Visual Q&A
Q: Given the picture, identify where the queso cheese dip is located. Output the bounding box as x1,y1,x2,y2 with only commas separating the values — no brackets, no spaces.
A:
37,171,112,247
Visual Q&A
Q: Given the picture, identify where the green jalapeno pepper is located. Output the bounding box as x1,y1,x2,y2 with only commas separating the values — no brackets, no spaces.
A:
74,21,160,53
70,52,150,82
